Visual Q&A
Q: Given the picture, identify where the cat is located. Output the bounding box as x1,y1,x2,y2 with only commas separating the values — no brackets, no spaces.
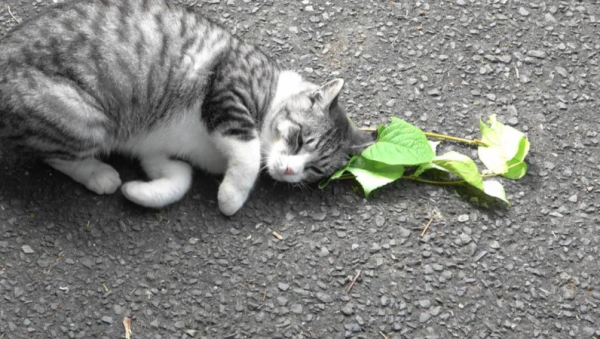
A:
0,0,376,216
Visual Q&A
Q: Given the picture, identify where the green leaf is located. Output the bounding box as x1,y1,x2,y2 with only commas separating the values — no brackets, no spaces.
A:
345,156,405,197
482,179,509,204
318,157,353,189
431,151,483,190
503,137,530,179
478,114,530,177
362,117,434,166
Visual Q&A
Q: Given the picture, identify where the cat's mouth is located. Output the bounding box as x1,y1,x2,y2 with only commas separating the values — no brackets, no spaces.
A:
268,166,304,183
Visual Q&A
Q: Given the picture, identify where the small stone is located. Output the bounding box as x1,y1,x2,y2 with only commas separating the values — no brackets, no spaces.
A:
508,117,519,126
398,227,411,238
14,287,24,298
527,50,546,59
386,99,397,107
518,7,530,16
101,316,113,324
277,296,288,306
311,212,327,221
497,55,512,63
418,299,431,308
457,0,465,5
290,304,303,314
428,88,440,96
457,233,472,245
21,245,34,254
316,292,333,303
341,303,355,316
555,67,568,78
568,195,578,203
557,102,568,110
545,13,557,22
485,94,496,101
457,214,469,222
113,305,124,315
419,312,431,323
80,257,94,269
278,282,290,291
490,240,500,249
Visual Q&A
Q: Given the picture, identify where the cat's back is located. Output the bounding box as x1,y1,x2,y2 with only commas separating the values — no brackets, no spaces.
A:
0,0,234,137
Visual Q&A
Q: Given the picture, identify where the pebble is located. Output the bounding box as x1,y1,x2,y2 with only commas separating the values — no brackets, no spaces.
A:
555,67,568,78
457,214,469,222
341,303,355,315
419,312,431,323
518,7,530,16
527,50,546,59
290,304,303,314
316,292,333,303
497,55,512,63
508,117,519,126
311,212,327,221
418,299,431,308
101,316,113,324
428,88,440,96
21,245,34,254
278,282,290,291
457,233,472,245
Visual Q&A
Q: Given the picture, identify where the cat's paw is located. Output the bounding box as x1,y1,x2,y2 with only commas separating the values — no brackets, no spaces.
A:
218,181,249,216
121,181,164,208
85,164,122,194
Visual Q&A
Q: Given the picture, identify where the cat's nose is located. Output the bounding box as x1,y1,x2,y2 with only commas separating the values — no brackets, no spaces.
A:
285,167,294,175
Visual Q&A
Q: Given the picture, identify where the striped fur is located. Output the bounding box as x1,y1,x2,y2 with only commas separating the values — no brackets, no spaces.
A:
0,0,375,215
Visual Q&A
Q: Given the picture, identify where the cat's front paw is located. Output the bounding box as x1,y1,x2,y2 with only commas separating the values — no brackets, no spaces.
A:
218,181,249,216
86,164,122,194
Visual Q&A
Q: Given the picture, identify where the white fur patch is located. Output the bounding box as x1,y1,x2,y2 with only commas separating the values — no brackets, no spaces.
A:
47,158,121,194
121,156,193,208
213,136,261,216
117,106,228,174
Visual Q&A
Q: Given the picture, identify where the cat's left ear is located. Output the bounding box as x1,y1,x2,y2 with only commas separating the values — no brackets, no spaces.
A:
346,124,377,155
312,79,344,108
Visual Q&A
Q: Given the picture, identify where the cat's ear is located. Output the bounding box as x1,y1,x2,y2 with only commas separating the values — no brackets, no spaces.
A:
346,124,377,155
312,79,344,108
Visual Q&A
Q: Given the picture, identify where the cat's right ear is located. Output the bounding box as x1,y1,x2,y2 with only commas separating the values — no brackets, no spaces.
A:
311,79,344,109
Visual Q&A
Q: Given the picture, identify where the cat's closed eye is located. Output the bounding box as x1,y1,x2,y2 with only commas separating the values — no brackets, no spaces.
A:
306,165,324,175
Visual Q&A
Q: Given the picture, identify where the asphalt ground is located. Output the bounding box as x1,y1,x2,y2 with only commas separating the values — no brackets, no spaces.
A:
1,0,600,338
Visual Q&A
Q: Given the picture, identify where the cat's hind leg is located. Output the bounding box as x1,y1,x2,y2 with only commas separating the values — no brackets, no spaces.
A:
47,158,122,194
121,155,193,208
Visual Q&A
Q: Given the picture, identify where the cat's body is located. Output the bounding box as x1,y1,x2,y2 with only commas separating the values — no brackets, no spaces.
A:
0,0,375,215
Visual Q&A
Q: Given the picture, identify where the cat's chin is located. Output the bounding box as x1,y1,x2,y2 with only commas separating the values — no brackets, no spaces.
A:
269,173,303,183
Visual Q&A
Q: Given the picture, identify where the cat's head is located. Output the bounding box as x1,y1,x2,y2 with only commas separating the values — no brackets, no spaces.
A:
263,78,376,184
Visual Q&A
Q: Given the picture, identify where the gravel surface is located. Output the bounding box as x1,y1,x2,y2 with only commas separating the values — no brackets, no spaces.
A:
1,0,600,338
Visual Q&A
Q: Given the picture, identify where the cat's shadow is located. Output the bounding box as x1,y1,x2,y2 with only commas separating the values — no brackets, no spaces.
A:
0,153,301,219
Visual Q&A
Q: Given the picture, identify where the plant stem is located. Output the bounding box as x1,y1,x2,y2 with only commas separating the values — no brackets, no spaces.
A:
423,132,488,147
332,173,500,186
360,127,488,147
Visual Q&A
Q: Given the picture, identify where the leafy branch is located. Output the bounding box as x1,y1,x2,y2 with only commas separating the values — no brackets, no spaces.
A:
320,115,530,205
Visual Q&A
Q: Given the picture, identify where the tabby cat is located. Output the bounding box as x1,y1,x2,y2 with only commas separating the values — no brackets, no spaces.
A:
0,0,375,215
